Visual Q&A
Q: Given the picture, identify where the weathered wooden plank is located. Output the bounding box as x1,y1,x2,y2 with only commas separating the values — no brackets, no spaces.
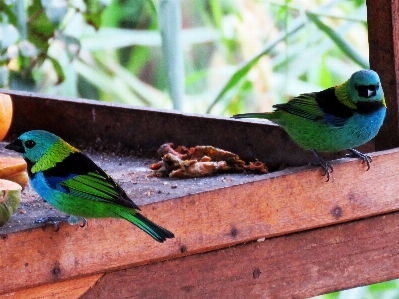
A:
0,274,103,299
2,148,399,294
367,0,399,150
2,90,366,170
81,211,399,299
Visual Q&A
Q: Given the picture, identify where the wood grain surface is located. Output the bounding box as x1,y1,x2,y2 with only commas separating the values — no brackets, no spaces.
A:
0,274,103,299
2,148,399,295
81,212,399,299
368,0,399,150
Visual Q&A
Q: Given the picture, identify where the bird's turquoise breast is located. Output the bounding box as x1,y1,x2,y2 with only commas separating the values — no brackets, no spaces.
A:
273,107,386,152
30,172,61,207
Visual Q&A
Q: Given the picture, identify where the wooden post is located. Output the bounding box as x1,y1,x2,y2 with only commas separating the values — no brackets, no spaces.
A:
367,0,399,150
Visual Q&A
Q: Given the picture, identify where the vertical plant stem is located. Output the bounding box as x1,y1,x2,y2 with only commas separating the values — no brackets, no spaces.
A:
158,0,185,111
14,0,27,40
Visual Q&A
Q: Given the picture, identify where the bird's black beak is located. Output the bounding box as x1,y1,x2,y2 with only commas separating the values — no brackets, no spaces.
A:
5,139,25,153
366,87,377,97
355,83,379,98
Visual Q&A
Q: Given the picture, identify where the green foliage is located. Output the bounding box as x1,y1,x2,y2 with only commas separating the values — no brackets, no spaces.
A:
306,12,368,69
83,0,110,29
206,15,305,113
2,0,371,114
205,0,369,114
0,0,108,90
312,279,399,299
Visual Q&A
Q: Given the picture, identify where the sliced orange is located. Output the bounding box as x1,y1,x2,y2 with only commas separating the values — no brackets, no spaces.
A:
0,157,28,188
0,93,12,141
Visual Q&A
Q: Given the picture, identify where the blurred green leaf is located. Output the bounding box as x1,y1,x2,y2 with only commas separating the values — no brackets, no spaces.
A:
41,0,68,25
0,4,17,24
3,0,372,121
10,70,36,91
83,0,110,29
145,0,157,14
58,34,81,61
336,286,368,299
19,40,38,57
0,66,9,88
207,56,261,113
0,23,19,50
81,28,161,50
313,279,399,298
306,12,369,69
47,55,65,84
14,0,27,40
206,17,305,113
27,0,56,52
209,0,223,30
75,55,168,106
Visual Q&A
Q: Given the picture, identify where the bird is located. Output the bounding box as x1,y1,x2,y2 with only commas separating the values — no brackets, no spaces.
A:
5,130,174,242
233,70,386,181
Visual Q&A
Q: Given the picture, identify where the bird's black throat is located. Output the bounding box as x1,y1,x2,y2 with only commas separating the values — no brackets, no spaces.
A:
355,101,385,115
25,159,36,179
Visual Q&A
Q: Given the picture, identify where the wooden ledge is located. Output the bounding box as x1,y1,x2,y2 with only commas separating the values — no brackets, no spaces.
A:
1,147,399,296
1,89,398,297
81,211,399,299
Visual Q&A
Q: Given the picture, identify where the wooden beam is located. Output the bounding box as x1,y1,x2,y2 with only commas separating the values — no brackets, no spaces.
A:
80,211,399,299
0,274,103,299
2,90,363,170
2,148,399,294
367,0,399,150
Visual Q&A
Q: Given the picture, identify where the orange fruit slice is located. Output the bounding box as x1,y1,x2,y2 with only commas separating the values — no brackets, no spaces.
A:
0,93,12,141
0,157,28,188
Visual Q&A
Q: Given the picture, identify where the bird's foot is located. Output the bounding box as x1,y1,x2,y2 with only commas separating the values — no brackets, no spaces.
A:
67,215,87,227
346,148,372,170
35,216,87,231
312,150,333,182
35,216,70,232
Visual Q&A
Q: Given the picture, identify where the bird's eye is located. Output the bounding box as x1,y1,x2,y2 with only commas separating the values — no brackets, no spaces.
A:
355,83,379,98
25,140,36,149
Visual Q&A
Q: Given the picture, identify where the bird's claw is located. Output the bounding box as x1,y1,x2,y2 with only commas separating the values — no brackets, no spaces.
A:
79,218,87,228
320,162,334,182
312,150,333,182
346,148,372,170
35,216,87,231
67,215,87,227
35,216,70,232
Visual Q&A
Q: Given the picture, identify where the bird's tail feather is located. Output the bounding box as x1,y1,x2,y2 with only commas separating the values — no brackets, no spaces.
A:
120,210,174,243
232,112,269,119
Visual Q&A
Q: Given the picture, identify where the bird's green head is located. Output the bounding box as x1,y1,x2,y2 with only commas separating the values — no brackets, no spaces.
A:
5,130,61,163
347,69,384,104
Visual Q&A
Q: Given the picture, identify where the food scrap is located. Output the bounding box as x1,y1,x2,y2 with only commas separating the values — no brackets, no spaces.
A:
150,143,268,178
0,157,28,188
0,179,22,226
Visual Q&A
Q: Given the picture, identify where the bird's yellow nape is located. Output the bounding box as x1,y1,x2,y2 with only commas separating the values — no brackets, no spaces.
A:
382,96,387,107
334,81,357,110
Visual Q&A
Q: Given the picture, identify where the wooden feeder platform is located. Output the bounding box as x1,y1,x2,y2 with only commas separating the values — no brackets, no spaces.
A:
2,0,399,298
